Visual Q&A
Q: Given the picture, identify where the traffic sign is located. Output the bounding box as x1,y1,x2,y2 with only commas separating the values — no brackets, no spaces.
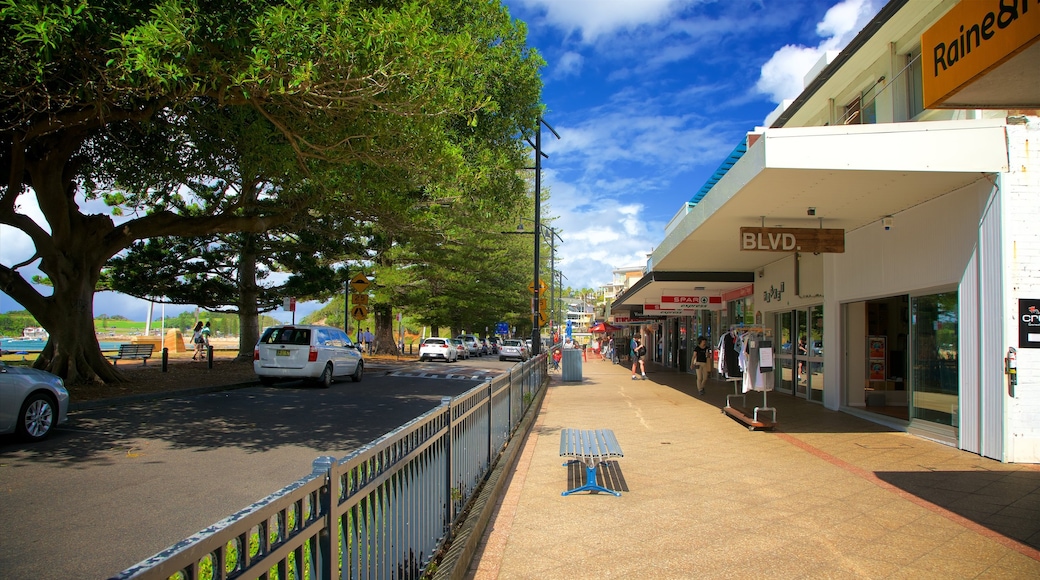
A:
352,294,369,305
538,298,547,310
536,311,548,327
527,279,548,294
351,305,368,320
496,322,509,335
350,272,370,293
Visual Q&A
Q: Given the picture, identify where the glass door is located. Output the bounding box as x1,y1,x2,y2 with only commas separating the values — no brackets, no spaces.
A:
807,305,824,402
795,310,809,398
775,311,794,393
910,292,959,426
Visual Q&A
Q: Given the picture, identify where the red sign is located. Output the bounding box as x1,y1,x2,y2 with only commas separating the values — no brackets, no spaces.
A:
721,285,754,302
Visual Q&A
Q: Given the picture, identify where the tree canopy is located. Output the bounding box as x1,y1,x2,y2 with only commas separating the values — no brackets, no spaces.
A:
0,0,544,385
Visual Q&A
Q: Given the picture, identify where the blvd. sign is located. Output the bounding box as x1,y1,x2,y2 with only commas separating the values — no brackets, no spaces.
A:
739,227,844,253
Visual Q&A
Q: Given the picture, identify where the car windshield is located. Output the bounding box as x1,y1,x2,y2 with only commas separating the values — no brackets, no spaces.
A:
424,339,446,345
260,327,310,345
503,340,522,346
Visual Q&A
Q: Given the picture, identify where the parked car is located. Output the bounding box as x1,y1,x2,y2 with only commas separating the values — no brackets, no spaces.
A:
499,339,530,362
456,335,482,357
487,336,501,354
479,339,490,356
450,338,470,360
253,325,364,387
418,337,458,363
0,361,69,441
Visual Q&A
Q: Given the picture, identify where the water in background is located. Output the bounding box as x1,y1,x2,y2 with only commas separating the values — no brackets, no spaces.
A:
1,338,124,353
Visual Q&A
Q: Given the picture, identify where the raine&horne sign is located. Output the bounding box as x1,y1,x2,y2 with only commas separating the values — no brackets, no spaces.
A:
739,227,845,253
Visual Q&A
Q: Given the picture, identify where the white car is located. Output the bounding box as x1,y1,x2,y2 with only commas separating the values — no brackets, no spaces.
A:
456,335,482,357
0,362,69,441
253,325,363,387
418,337,458,362
499,339,530,362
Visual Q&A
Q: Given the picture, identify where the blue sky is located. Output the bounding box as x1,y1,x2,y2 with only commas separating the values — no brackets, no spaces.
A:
0,0,882,323
505,0,884,291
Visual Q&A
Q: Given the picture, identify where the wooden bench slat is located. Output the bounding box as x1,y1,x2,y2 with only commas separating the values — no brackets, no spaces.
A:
108,344,155,366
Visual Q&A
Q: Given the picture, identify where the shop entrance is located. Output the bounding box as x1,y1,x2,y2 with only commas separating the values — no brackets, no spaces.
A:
845,296,910,420
772,306,823,402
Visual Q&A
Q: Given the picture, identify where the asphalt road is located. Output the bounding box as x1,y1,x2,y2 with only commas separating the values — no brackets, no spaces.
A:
0,359,514,579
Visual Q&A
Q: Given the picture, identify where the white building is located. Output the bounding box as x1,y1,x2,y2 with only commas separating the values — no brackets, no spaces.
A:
612,0,1040,462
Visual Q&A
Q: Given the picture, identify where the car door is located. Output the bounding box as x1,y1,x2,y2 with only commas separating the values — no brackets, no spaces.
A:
336,329,361,375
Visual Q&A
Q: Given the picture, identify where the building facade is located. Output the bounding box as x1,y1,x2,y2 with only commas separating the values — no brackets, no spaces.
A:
612,0,1040,462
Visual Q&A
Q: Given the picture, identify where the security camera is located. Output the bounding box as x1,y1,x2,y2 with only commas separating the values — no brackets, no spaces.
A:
807,207,816,216
882,216,893,231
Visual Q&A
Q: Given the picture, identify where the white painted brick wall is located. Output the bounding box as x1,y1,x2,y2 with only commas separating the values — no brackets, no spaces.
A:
1004,116,1040,463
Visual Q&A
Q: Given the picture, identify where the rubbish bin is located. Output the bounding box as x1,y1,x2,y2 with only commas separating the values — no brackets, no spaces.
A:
561,347,583,382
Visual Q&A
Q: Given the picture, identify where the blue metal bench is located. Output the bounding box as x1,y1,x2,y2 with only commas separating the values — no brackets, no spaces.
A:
559,428,624,497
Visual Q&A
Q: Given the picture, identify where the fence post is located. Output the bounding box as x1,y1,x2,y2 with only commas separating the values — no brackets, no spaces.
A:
312,456,337,580
441,396,454,525
162,347,169,373
488,382,494,467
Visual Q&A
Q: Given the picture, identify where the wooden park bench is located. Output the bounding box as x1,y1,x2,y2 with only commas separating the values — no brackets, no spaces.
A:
559,428,624,497
108,343,154,366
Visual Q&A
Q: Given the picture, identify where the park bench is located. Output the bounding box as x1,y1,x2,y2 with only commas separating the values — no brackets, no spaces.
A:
108,343,154,366
559,428,624,497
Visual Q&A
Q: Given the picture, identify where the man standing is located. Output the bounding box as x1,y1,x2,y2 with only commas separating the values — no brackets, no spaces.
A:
631,337,647,380
363,328,375,354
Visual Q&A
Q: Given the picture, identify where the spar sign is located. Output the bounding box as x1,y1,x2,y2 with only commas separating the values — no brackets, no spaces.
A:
661,295,723,310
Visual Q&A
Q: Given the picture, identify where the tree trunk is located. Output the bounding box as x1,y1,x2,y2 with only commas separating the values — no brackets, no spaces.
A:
236,234,262,360
374,303,399,355
33,261,125,387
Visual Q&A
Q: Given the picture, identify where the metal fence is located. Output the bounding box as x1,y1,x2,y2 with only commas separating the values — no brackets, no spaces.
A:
113,355,548,580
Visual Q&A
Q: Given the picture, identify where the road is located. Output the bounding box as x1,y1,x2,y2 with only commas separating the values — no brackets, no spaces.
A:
0,359,516,579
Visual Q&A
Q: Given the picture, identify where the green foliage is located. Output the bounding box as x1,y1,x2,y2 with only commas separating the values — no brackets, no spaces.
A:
0,311,39,337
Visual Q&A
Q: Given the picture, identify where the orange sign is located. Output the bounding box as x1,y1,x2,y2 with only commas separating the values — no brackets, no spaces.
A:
922,0,1040,108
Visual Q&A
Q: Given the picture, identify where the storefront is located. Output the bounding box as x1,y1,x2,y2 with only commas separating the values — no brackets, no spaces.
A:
758,255,825,402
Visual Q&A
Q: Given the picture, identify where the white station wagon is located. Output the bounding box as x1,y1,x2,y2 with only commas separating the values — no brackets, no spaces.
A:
254,325,364,387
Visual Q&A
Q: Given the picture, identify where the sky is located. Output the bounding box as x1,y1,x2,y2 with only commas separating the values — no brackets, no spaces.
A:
0,0,883,324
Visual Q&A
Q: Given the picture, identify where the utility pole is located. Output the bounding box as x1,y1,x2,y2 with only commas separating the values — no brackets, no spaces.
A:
528,117,560,357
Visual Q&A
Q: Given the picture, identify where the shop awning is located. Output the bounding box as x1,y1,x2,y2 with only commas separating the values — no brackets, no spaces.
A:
652,119,1008,274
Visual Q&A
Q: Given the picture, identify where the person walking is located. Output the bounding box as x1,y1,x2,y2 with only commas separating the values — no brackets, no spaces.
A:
631,337,647,380
693,336,710,395
190,321,205,361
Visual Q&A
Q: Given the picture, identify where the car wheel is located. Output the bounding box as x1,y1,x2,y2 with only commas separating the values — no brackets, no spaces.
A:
16,392,58,442
316,363,334,388
419,355,426,362
350,360,364,382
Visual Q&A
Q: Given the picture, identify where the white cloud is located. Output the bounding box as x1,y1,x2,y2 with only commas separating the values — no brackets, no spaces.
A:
513,0,690,42
551,51,584,79
755,0,882,104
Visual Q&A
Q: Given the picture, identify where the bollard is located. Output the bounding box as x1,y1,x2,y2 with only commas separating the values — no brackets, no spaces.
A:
162,347,169,373
207,345,213,369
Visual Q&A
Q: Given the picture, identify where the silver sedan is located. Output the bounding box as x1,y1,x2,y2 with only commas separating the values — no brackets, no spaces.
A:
0,361,70,441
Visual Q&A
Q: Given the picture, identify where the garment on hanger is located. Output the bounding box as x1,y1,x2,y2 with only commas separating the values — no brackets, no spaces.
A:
721,329,742,379
741,335,775,393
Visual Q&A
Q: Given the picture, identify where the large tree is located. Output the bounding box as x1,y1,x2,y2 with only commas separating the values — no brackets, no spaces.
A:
0,0,543,385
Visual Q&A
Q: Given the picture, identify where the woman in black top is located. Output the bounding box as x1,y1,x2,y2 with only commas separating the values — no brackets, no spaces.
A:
692,337,710,395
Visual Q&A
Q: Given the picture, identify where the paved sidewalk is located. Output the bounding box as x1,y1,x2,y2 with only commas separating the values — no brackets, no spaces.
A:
467,357,1040,579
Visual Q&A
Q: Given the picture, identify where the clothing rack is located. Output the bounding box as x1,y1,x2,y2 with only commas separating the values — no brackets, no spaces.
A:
722,328,777,431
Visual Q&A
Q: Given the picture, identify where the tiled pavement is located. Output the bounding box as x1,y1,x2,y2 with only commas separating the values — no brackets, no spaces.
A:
466,356,1040,579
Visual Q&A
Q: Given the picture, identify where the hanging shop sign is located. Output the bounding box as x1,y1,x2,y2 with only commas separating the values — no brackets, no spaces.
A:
721,284,754,302
660,295,724,310
1020,299,1040,349
921,0,1040,109
739,227,845,253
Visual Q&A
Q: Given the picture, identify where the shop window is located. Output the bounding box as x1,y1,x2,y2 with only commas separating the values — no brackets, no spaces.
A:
906,48,924,119
911,292,959,426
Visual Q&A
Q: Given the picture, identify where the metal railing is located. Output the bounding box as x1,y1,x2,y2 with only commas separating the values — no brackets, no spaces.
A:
113,355,548,580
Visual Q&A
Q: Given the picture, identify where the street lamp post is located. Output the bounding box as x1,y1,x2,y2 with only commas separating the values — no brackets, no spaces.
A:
525,117,560,357
503,218,562,350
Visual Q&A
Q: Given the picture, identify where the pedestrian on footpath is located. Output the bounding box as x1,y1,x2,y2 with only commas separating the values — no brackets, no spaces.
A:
631,338,647,380
190,321,205,361
693,336,710,395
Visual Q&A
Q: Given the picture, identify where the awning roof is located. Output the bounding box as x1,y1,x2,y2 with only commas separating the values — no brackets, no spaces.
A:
613,118,1009,316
